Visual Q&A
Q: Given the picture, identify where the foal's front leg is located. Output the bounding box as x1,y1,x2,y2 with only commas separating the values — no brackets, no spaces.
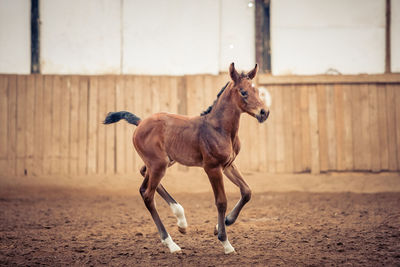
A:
205,166,235,254
223,163,251,226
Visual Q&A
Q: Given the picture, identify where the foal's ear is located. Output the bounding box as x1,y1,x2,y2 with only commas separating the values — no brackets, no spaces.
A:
229,62,240,84
247,64,259,80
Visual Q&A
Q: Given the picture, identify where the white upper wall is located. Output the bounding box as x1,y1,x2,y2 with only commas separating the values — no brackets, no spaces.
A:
220,0,255,72
0,0,30,74
392,0,400,72
39,0,255,75
123,0,220,75
41,0,121,74
271,0,386,75
2,0,398,75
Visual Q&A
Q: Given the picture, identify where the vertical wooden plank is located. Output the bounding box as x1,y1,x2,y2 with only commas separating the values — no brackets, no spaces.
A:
51,76,62,174
150,76,161,114
105,76,116,175
300,85,311,172
16,76,27,176
78,77,89,175
316,84,328,172
377,84,389,170
177,76,187,116
25,76,35,176
59,77,71,174
292,85,303,172
283,85,294,173
158,76,170,112
141,76,152,118
342,84,354,170
334,84,345,171
186,75,204,117
266,85,276,173
257,82,269,172
115,76,126,174
135,76,152,171
395,85,400,170
325,84,337,170
274,86,285,173
127,76,137,174
352,85,362,170
69,76,80,175
358,85,371,170
237,117,251,171
97,76,107,175
168,76,179,114
167,75,178,175
258,120,268,172
0,76,8,172
386,84,398,170
87,76,98,174
33,75,44,176
249,115,260,171
308,85,320,174
369,84,380,172
42,76,53,174
207,75,221,117
7,76,17,176
177,76,188,172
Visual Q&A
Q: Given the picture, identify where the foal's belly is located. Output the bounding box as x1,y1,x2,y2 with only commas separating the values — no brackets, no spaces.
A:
163,117,203,167
165,134,203,167
171,153,203,167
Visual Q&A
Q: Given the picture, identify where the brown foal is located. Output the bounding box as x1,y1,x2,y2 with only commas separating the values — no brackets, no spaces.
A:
104,63,269,254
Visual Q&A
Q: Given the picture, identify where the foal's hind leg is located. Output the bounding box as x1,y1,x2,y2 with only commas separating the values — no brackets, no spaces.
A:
140,165,188,234
139,162,181,253
222,163,251,226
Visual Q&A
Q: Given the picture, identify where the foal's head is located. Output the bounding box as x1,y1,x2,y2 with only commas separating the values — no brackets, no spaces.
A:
229,63,269,123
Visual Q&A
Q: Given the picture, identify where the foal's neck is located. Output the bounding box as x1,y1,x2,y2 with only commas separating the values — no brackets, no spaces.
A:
206,87,241,138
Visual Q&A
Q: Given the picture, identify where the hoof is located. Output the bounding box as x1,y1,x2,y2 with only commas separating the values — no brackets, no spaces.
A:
225,248,236,254
178,226,187,234
161,235,181,253
169,244,182,253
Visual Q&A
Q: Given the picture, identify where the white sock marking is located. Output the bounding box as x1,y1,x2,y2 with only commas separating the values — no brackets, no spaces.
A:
170,203,187,229
161,234,181,253
216,224,235,254
221,239,235,254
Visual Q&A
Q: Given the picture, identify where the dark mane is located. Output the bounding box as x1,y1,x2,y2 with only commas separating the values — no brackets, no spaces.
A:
200,82,230,116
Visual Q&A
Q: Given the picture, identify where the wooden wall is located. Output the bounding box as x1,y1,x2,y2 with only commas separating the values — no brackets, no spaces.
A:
0,74,399,177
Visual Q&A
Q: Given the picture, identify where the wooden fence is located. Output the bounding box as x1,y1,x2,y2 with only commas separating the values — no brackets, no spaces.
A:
258,74,400,174
0,74,399,177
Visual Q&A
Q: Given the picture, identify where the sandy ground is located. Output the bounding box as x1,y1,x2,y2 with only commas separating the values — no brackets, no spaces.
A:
1,179,400,266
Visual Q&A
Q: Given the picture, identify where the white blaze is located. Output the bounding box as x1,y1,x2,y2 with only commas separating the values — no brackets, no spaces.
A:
258,87,271,108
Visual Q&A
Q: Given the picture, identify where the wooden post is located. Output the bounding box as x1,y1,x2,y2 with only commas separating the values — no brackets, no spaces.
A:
255,0,271,73
31,0,40,73
385,0,391,73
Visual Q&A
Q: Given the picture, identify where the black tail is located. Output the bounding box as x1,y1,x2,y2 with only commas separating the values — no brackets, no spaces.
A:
103,111,141,126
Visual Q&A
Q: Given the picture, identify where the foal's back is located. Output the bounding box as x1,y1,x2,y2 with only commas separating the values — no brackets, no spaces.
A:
133,112,204,167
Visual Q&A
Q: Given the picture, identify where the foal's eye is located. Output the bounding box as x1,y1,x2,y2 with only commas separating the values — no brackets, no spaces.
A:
240,89,248,97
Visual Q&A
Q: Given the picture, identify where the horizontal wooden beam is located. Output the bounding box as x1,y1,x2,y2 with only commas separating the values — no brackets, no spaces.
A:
258,73,400,85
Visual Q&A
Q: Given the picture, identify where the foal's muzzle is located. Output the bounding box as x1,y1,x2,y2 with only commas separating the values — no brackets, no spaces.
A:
256,109,269,123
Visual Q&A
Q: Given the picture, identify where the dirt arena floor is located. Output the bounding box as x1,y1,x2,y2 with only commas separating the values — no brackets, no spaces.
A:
1,181,400,266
